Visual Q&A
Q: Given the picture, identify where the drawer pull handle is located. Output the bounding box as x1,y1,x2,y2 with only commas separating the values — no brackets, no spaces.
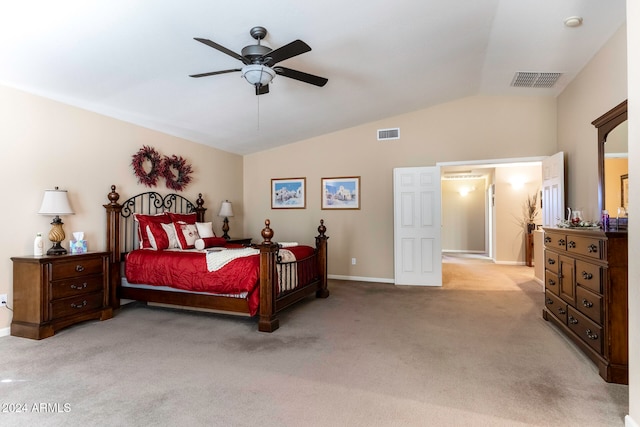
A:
70,283,87,290
582,299,593,308
585,329,599,340
75,265,85,272
558,308,566,315
548,279,556,286
568,316,578,325
588,244,598,253
71,300,87,309
558,239,566,247
547,258,556,265
567,241,576,249
581,271,593,280
544,236,551,243
546,298,553,305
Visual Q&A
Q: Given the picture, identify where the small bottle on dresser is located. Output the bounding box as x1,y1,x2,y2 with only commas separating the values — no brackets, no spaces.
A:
601,210,610,231
34,232,43,256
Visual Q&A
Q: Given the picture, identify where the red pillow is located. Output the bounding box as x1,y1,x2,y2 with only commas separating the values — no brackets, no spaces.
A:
146,222,170,250
173,221,200,249
133,213,170,249
167,212,197,224
195,237,228,250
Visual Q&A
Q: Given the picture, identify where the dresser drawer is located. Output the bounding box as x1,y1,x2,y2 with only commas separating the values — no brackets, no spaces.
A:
545,270,560,296
544,250,559,274
544,232,567,251
545,291,567,324
575,259,602,294
50,292,104,319
566,235,603,260
50,275,104,300
576,286,603,324
50,257,104,280
567,307,603,354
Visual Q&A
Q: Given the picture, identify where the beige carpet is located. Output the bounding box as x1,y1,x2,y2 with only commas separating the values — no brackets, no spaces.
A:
0,259,628,426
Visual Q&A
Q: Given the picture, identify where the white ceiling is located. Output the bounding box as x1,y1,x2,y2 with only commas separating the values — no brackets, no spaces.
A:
0,1,626,155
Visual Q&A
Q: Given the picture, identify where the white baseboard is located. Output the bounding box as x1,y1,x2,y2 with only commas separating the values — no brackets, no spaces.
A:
328,274,394,284
626,415,639,427
494,260,527,266
0,327,10,337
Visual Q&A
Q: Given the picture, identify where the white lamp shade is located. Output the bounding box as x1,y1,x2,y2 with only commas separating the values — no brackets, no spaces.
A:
218,201,234,217
241,64,276,86
38,188,75,215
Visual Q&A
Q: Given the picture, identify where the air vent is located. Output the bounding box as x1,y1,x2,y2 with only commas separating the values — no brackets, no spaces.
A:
377,128,400,140
511,72,562,88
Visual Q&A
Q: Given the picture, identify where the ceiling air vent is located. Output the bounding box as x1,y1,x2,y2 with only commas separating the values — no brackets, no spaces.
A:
377,128,400,140
511,72,562,88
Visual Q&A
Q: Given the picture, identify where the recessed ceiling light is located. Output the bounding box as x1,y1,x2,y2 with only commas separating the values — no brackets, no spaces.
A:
564,16,583,28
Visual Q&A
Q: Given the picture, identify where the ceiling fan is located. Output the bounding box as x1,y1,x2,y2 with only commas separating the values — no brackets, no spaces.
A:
190,26,328,95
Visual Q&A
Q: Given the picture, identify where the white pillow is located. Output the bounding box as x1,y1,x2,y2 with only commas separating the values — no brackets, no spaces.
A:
161,223,180,249
196,222,216,238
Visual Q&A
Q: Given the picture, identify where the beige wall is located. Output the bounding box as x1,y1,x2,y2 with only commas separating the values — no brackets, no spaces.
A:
244,96,557,279
0,85,243,331
626,0,638,423
442,178,486,252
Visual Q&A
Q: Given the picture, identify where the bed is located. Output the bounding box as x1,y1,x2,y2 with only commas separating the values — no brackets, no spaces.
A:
104,185,329,332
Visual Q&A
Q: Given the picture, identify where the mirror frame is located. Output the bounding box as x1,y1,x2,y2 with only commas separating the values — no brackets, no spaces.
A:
592,99,627,215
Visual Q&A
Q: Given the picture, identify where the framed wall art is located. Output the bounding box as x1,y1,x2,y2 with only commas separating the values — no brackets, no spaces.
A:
321,176,360,210
621,173,628,210
271,177,306,209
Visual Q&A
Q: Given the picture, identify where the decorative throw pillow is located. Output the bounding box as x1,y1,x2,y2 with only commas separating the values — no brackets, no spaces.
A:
173,221,200,249
167,212,197,225
194,237,227,250
146,223,169,250
196,222,216,238
161,223,180,249
133,212,170,249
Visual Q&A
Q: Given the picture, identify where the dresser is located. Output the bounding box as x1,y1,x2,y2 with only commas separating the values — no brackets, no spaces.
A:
542,227,628,384
11,252,113,339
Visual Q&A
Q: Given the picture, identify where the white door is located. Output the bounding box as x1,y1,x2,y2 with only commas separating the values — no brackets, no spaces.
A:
393,166,442,286
542,152,565,226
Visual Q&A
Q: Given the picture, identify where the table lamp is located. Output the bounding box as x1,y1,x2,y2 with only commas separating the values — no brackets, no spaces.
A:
218,200,234,240
38,187,75,255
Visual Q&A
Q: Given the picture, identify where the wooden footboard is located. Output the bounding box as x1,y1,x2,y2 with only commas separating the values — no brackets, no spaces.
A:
104,185,328,332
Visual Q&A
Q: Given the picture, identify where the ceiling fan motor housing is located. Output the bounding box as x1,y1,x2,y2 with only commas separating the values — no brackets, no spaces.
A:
241,45,272,63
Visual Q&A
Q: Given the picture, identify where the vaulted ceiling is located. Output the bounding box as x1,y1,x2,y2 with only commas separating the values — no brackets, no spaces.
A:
0,1,626,154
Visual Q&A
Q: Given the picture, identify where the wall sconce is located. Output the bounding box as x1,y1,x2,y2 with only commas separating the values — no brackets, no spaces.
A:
218,200,234,240
38,187,75,255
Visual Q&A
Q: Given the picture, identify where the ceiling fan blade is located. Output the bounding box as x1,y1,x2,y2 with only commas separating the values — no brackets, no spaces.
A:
189,69,241,78
194,38,249,64
274,66,328,87
255,84,270,95
262,40,311,66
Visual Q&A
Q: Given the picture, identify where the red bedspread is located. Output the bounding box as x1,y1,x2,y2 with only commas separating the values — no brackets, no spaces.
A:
124,245,316,316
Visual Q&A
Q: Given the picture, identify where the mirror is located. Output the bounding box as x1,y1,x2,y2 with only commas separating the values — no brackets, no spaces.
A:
604,121,628,214
592,100,627,217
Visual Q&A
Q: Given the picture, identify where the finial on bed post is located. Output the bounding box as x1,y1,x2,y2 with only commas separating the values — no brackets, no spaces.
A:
107,185,120,205
195,193,206,222
261,219,274,243
318,219,326,237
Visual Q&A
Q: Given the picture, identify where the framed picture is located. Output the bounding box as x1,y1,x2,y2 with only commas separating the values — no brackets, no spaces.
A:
321,176,360,210
621,174,628,210
271,177,306,209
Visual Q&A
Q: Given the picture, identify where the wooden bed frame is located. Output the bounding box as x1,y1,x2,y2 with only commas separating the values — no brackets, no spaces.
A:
104,185,329,332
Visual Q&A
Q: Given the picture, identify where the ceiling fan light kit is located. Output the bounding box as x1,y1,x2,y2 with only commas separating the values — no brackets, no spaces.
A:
191,26,328,95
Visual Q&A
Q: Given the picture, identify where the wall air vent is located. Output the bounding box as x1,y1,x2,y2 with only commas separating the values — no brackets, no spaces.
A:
511,72,562,88
377,128,400,140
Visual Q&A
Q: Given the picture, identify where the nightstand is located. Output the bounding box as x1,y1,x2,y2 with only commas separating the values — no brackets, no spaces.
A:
10,252,113,339
226,237,252,245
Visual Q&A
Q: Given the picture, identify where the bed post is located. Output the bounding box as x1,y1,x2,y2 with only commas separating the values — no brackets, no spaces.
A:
258,220,279,332
195,193,206,222
104,185,123,309
315,219,330,298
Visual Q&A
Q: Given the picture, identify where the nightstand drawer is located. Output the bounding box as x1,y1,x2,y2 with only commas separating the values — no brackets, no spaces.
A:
51,275,104,300
51,257,103,280
51,292,104,319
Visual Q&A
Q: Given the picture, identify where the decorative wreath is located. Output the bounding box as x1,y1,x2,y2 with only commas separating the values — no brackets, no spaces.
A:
161,155,193,192
131,145,162,187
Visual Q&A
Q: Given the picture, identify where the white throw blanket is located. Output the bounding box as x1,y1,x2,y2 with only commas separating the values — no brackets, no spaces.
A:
205,247,259,272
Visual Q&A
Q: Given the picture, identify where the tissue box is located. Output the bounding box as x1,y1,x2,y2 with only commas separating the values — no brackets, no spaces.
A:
70,240,87,254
